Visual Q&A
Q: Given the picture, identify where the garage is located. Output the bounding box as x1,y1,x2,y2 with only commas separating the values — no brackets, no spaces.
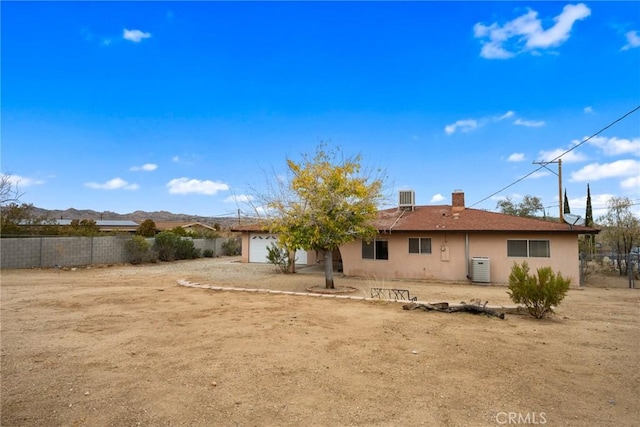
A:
248,233,308,264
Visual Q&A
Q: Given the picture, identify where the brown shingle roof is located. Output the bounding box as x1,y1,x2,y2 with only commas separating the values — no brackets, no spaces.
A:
230,205,599,235
374,205,599,234
154,221,217,231
230,221,269,232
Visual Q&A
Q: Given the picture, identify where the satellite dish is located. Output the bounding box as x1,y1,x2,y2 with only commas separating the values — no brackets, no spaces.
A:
564,213,585,226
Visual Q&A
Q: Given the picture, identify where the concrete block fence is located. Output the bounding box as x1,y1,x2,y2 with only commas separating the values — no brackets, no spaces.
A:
1,236,232,269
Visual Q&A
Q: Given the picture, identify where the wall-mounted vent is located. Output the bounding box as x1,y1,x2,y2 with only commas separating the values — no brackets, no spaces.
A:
399,190,415,210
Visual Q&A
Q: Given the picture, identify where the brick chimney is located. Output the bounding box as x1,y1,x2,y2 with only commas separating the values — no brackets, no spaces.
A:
452,190,465,212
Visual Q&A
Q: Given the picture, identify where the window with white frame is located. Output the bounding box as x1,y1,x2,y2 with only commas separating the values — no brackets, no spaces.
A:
408,237,432,254
507,239,550,257
362,239,389,260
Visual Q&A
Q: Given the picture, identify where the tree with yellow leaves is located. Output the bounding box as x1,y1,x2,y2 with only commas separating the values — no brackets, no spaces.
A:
259,144,385,289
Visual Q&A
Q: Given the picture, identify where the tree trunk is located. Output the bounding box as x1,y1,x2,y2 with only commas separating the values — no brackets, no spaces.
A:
324,249,334,289
288,250,296,274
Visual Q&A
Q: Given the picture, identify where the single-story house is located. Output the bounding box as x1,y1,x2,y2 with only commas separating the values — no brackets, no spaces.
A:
54,219,140,233
233,190,599,285
154,221,219,234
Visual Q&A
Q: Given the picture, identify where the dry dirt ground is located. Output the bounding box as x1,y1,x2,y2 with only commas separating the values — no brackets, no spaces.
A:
1,257,638,426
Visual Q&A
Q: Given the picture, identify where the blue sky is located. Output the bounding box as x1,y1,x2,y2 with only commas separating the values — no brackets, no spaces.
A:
2,1,639,219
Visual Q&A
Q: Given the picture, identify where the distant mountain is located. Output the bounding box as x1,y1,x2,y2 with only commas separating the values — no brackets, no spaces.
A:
31,207,248,230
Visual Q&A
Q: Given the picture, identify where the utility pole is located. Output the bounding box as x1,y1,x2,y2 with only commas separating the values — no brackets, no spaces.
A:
533,159,563,223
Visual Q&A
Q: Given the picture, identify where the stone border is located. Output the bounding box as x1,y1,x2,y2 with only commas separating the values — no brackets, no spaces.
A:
305,285,357,295
176,279,521,311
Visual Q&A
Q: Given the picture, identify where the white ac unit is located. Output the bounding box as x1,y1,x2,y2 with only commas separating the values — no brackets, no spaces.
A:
472,257,491,284
399,190,415,210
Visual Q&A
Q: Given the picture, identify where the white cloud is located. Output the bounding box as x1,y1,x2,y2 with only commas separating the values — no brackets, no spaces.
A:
621,30,640,51
5,174,45,187
537,148,587,163
130,163,158,172
621,175,640,190
224,194,254,203
167,178,229,195
172,156,180,162
514,118,545,127
507,153,525,162
123,29,151,43
527,171,552,179
85,177,139,190
430,194,445,203
445,110,545,135
497,111,515,121
583,106,594,114
584,136,640,157
474,3,591,59
526,4,591,48
444,119,478,135
571,159,640,182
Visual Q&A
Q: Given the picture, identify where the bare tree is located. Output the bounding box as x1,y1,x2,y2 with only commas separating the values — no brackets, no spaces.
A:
1,173,24,206
598,196,640,276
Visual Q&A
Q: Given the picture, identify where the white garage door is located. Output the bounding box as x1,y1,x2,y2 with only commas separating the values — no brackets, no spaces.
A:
248,233,307,264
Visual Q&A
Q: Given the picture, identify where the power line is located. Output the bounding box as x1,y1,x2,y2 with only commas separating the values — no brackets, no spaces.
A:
468,105,640,209
544,200,640,210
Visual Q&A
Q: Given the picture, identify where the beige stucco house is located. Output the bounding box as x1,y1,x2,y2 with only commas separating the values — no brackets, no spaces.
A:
234,190,599,286
154,221,219,234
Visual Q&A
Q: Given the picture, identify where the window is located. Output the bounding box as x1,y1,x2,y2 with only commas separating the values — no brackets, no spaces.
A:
507,239,550,258
409,238,432,254
529,240,550,257
507,240,528,257
362,239,389,260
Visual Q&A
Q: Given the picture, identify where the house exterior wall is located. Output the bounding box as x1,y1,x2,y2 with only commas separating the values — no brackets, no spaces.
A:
239,232,317,266
340,231,580,285
240,233,250,263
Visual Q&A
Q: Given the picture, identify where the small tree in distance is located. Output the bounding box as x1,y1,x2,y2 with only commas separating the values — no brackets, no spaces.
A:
598,196,639,276
563,190,571,214
584,184,595,255
137,219,157,237
496,195,544,218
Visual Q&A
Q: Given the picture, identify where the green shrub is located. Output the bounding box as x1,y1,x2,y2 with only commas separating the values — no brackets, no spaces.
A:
154,231,180,261
203,249,214,258
153,232,202,261
125,236,154,264
508,261,571,319
222,238,241,256
175,238,197,260
266,243,293,273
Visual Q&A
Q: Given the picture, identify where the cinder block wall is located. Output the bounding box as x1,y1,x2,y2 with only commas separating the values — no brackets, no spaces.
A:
1,236,235,269
1,238,42,268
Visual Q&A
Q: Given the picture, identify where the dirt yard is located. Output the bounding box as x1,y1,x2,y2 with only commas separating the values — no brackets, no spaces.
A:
1,257,638,426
